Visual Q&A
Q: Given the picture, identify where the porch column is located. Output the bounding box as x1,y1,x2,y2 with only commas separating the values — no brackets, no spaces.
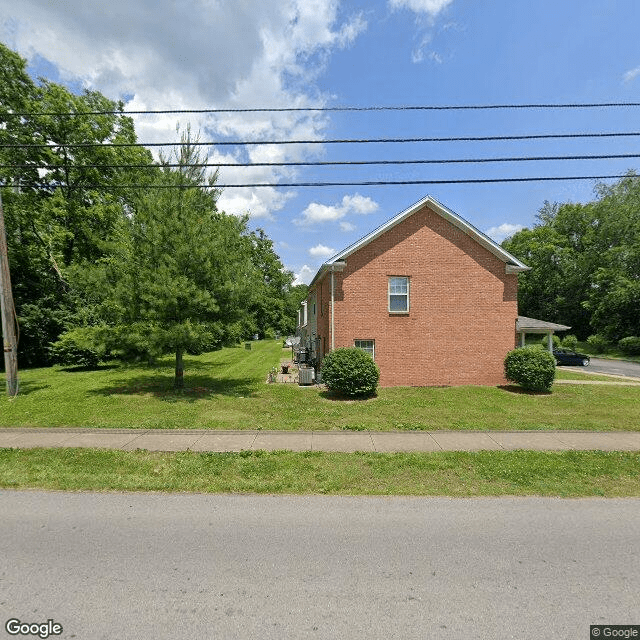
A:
547,332,554,353
520,332,526,347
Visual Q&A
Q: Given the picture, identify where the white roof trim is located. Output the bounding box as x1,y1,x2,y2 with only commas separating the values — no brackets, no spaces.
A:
310,195,529,285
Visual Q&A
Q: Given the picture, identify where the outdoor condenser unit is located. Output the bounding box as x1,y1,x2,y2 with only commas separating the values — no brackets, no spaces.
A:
298,366,315,385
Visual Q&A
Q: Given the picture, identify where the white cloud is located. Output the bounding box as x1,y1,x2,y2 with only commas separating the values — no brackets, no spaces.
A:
299,202,346,224
623,66,640,84
295,193,378,225
390,0,454,64
0,0,368,219
293,264,315,286
339,221,356,232
336,13,368,46
308,244,336,258
347,193,379,214
388,0,454,17
485,223,524,243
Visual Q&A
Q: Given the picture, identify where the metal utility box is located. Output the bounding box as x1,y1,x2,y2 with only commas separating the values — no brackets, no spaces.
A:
298,366,315,385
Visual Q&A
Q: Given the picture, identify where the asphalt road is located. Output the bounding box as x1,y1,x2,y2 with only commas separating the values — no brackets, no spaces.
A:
1,492,638,640
562,356,640,378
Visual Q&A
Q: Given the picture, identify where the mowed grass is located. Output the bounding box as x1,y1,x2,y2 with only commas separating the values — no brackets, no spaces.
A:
1,340,638,431
554,368,639,382
1,448,639,497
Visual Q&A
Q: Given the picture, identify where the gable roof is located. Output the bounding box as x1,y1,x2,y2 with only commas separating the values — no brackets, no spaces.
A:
310,195,529,286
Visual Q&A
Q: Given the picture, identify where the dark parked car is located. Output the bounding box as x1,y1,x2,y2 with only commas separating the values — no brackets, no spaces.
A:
553,348,590,366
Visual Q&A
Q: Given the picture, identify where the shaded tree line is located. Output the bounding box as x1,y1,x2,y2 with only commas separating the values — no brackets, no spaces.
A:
503,173,640,342
0,42,306,383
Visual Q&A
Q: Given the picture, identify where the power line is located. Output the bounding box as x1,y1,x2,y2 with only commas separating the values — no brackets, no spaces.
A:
3,152,640,171
4,174,634,189
3,131,640,150
5,102,640,117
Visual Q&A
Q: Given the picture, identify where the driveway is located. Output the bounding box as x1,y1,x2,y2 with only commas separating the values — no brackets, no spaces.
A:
560,357,640,379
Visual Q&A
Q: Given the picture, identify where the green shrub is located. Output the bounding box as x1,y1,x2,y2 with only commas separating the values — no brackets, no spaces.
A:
561,334,578,350
586,334,608,354
618,336,640,356
321,347,380,397
539,334,561,350
50,328,103,368
504,346,556,392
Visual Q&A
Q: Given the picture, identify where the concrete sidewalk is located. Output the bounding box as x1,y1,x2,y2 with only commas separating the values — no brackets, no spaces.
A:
1,428,640,452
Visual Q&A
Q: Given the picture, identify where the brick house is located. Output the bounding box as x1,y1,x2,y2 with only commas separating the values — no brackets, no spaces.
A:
297,196,530,387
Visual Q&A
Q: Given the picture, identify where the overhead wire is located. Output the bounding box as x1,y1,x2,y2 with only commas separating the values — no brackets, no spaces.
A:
2,152,640,170
3,175,635,189
2,102,639,189
3,131,640,149
4,101,640,117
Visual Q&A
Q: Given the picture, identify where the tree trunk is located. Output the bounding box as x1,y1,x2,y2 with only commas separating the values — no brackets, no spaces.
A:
175,348,184,389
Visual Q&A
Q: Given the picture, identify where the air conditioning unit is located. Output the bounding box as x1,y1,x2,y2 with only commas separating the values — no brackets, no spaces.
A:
298,366,315,386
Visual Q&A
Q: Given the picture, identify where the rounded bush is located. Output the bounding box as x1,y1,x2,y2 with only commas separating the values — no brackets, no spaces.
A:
586,334,608,354
50,329,101,368
561,334,578,351
539,334,561,350
504,346,556,392
618,336,640,356
321,347,380,397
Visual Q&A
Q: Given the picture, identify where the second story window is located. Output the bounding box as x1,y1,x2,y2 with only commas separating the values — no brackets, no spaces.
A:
388,276,409,313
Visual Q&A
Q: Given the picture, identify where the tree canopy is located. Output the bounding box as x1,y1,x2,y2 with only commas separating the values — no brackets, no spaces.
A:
0,41,300,379
503,173,640,341
1,42,156,365
76,129,258,386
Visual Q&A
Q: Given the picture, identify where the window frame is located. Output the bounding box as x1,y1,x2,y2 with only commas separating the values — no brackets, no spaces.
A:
354,339,375,360
388,276,410,314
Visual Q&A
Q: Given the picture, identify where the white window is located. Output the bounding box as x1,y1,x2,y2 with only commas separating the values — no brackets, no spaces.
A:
355,340,375,360
388,276,409,313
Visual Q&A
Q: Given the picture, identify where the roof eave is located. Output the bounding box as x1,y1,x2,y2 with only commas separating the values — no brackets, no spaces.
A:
309,260,346,287
325,195,528,269
306,195,529,284
506,264,531,274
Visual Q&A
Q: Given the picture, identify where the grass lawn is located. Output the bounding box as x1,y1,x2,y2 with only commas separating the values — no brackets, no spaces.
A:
554,369,635,382
1,340,638,431
575,341,640,363
1,448,639,497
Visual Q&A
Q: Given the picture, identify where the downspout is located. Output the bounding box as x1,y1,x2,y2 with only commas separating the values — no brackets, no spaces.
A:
326,261,346,353
331,269,335,351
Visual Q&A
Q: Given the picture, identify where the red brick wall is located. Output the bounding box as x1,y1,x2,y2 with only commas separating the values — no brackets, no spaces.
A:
316,203,518,387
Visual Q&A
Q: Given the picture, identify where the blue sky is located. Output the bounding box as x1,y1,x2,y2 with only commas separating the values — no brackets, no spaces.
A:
2,0,640,284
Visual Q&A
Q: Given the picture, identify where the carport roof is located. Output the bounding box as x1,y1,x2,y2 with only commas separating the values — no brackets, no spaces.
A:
516,316,571,333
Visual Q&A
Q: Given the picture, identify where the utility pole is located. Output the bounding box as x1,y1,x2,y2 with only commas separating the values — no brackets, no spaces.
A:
0,190,18,396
